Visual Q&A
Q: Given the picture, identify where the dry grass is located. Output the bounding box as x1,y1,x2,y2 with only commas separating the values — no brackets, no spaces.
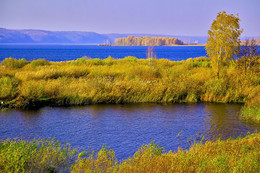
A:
0,56,259,122
0,138,78,173
1,133,259,173
72,132,260,172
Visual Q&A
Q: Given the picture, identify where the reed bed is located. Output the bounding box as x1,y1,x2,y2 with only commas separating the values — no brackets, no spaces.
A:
1,133,259,173
0,56,259,123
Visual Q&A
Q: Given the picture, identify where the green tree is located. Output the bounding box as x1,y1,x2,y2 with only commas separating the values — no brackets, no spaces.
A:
206,11,242,77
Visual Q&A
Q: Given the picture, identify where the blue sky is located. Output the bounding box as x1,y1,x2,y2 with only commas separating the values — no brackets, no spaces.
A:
0,0,259,36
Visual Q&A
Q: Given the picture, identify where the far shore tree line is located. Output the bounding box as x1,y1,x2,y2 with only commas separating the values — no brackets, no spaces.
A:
114,36,184,46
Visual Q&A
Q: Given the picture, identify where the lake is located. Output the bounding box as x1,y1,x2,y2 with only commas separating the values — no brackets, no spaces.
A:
0,45,207,62
0,103,258,160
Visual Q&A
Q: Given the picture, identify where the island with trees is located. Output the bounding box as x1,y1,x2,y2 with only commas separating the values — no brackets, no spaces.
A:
113,36,184,46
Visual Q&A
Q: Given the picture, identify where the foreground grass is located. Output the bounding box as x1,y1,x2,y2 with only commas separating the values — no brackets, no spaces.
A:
240,94,260,124
1,133,259,173
0,56,259,122
0,138,78,173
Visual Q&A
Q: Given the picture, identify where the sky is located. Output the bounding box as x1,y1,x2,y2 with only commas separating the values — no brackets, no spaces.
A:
0,0,259,36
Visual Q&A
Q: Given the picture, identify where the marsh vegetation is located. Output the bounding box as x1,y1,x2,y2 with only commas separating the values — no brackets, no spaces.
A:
1,133,259,172
0,55,259,123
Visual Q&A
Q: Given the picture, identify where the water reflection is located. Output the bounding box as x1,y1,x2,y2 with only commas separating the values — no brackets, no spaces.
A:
203,103,250,140
0,103,258,160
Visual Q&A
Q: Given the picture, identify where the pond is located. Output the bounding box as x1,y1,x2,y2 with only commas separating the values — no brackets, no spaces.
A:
0,103,258,160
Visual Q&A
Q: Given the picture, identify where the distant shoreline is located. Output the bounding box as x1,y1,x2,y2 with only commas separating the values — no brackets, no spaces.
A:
99,44,207,47
0,43,206,46
2,43,260,46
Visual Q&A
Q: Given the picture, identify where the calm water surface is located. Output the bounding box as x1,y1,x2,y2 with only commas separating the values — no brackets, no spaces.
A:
0,103,258,160
0,45,207,61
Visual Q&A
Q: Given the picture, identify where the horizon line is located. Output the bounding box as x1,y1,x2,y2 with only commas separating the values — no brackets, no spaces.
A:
1,27,259,38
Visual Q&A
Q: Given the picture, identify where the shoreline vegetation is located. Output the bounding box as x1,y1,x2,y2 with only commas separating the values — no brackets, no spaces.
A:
0,132,259,172
113,36,184,46
98,43,206,46
98,36,203,46
0,56,259,123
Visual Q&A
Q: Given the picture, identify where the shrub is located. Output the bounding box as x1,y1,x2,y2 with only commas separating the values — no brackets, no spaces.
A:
0,138,78,172
71,58,87,65
1,57,28,69
123,56,139,63
0,77,19,100
88,58,104,65
30,59,50,67
103,56,115,65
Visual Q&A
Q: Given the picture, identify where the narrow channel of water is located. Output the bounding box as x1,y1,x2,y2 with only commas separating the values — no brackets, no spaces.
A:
0,103,258,160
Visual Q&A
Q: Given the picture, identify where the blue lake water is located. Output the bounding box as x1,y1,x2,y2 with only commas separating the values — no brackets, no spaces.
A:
0,103,259,160
0,45,207,62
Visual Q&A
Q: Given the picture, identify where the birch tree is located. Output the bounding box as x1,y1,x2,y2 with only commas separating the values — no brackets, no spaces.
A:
206,11,242,77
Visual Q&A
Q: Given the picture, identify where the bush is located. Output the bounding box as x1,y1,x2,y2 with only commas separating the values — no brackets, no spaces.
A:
0,77,19,100
1,57,28,69
103,56,115,65
88,58,104,65
123,56,139,63
71,58,87,65
30,59,50,67
0,138,78,172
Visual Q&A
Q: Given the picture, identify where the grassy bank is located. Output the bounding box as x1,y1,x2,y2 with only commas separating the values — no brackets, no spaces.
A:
240,95,260,124
0,133,259,172
0,56,259,121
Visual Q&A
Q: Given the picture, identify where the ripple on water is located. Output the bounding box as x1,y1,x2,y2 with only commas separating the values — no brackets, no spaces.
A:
0,103,258,160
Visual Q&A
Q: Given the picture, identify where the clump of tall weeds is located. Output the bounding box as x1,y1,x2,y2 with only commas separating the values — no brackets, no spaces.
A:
0,138,78,172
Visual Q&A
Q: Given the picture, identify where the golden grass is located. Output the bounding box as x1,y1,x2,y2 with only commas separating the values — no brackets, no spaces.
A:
0,138,78,173
0,56,259,122
1,133,259,173
112,133,260,173
240,93,260,124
